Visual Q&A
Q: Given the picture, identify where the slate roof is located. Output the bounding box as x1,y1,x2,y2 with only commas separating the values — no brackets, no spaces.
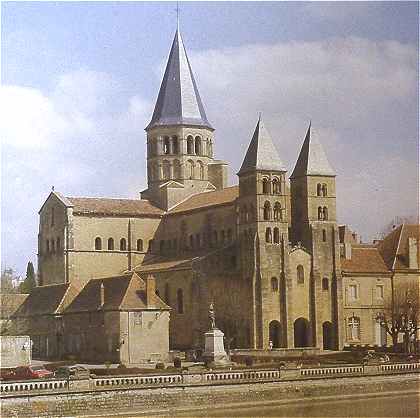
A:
341,246,390,274
136,258,193,273
146,28,213,131
377,224,420,270
291,123,335,178
64,273,169,313
238,116,286,175
13,283,79,317
168,185,239,214
66,197,164,217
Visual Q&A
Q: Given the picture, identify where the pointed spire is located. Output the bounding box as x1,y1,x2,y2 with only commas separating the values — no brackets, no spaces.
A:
291,122,335,178
238,115,286,175
146,28,213,131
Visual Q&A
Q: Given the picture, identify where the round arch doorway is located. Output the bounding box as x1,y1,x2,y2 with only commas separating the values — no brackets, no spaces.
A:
294,317,310,347
269,320,282,348
322,321,334,350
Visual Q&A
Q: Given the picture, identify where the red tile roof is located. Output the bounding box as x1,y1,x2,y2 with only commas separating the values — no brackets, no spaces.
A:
377,224,420,270
66,197,164,217
167,186,239,214
341,246,390,274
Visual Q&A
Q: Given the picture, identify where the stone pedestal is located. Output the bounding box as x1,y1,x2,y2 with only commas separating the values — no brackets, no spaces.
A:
203,328,231,366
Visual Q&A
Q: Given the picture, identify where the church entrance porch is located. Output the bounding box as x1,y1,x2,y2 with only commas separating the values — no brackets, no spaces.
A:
294,318,310,348
268,321,282,348
322,321,334,350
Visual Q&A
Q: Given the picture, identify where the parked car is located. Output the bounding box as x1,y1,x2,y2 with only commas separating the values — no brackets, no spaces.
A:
3,365,53,380
54,365,91,380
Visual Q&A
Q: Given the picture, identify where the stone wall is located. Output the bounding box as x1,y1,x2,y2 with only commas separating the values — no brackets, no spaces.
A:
0,336,31,367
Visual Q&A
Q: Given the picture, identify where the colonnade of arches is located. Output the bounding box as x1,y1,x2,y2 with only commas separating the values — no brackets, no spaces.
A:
148,159,206,181
149,135,213,158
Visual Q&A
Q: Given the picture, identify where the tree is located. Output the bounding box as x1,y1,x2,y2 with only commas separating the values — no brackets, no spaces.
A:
0,268,19,293
18,261,37,294
377,279,419,353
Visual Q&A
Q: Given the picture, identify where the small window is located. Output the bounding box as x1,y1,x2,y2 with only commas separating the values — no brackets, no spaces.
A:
323,206,329,221
272,178,281,194
273,227,280,244
46,240,50,253
120,238,127,251
318,206,323,220
271,277,279,292
263,201,271,220
297,265,304,284
137,239,143,252
95,237,102,251
322,184,328,197
51,240,55,253
317,184,322,196
187,136,194,154
108,238,114,250
273,202,282,221
348,284,358,301
163,136,170,154
347,316,360,340
177,289,184,314
265,227,272,243
56,237,60,251
172,136,179,154
148,239,154,252
195,137,202,155
322,277,329,290
376,284,384,299
322,229,327,242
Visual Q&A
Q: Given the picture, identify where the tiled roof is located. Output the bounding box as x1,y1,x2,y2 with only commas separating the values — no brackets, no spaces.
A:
377,224,420,270
13,283,79,317
238,116,286,175
341,246,390,274
168,185,239,214
291,123,335,178
64,273,169,313
66,197,164,217
146,28,213,130
135,258,193,273
0,293,28,319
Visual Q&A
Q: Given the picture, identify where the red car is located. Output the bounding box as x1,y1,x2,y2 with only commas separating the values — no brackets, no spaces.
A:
3,365,53,380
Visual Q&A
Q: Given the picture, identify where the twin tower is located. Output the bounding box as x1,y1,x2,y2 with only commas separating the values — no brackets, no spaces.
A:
141,27,337,248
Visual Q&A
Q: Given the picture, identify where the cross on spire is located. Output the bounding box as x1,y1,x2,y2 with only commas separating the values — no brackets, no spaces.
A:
175,1,180,30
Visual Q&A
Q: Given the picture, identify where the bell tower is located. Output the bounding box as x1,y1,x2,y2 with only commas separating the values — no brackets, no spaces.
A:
142,28,227,210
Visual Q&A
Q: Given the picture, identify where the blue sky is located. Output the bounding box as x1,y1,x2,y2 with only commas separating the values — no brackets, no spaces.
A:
2,1,419,276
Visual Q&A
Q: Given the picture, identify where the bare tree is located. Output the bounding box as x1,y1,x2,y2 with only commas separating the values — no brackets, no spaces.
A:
377,278,419,353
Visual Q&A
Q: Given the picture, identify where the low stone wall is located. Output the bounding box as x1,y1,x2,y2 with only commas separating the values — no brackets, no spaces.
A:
230,347,320,359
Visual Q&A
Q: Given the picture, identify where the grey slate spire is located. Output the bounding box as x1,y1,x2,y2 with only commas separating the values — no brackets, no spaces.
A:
238,115,286,175
146,28,213,131
291,122,335,178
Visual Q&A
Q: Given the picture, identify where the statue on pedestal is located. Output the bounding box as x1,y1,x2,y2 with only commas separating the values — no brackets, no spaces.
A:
209,302,216,330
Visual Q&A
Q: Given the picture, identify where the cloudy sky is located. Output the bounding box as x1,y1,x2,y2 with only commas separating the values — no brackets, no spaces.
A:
2,1,418,276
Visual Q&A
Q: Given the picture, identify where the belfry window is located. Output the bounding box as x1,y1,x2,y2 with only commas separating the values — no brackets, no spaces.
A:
195,137,202,155
322,184,328,197
163,136,170,154
272,178,281,194
187,136,194,154
172,136,179,154
265,227,272,243
262,178,270,194
273,202,282,221
323,206,329,221
273,227,280,244
317,184,322,196
95,237,102,251
263,201,271,220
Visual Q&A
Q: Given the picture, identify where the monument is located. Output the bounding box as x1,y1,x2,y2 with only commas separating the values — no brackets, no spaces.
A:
203,302,231,367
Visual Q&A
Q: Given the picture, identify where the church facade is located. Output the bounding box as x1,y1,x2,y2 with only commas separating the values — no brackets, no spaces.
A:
33,28,418,357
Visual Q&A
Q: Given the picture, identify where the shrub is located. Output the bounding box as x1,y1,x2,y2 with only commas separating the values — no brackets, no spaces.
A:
155,362,165,370
104,361,112,369
174,357,181,368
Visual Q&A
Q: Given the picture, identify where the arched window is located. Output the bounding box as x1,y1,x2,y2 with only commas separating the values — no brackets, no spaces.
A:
208,139,213,157
273,202,282,221
318,206,323,220
322,277,329,291
172,136,179,154
265,227,272,243
186,160,195,179
322,229,327,242
162,160,171,180
198,161,204,180
165,283,170,305
173,160,181,179
273,227,280,244
317,183,322,196
120,238,127,251
136,239,143,252
227,229,233,242
163,136,170,154
322,184,328,197
262,178,270,194
160,240,165,253
263,201,271,220
271,277,279,292
187,136,194,154
95,237,102,250
148,239,153,252
272,178,281,194
108,238,114,250
297,265,304,284
347,316,360,340
323,206,329,221
195,136,202,155
177,289,184,314
56,237,60,251
46,240,50,253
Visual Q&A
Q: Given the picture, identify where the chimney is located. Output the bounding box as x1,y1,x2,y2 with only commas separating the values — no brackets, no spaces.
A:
344,242,352,260
408,237,418,269
100,282,105,307
145,275,156,307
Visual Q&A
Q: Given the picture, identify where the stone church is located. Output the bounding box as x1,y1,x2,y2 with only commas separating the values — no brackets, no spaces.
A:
22,27,417,360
